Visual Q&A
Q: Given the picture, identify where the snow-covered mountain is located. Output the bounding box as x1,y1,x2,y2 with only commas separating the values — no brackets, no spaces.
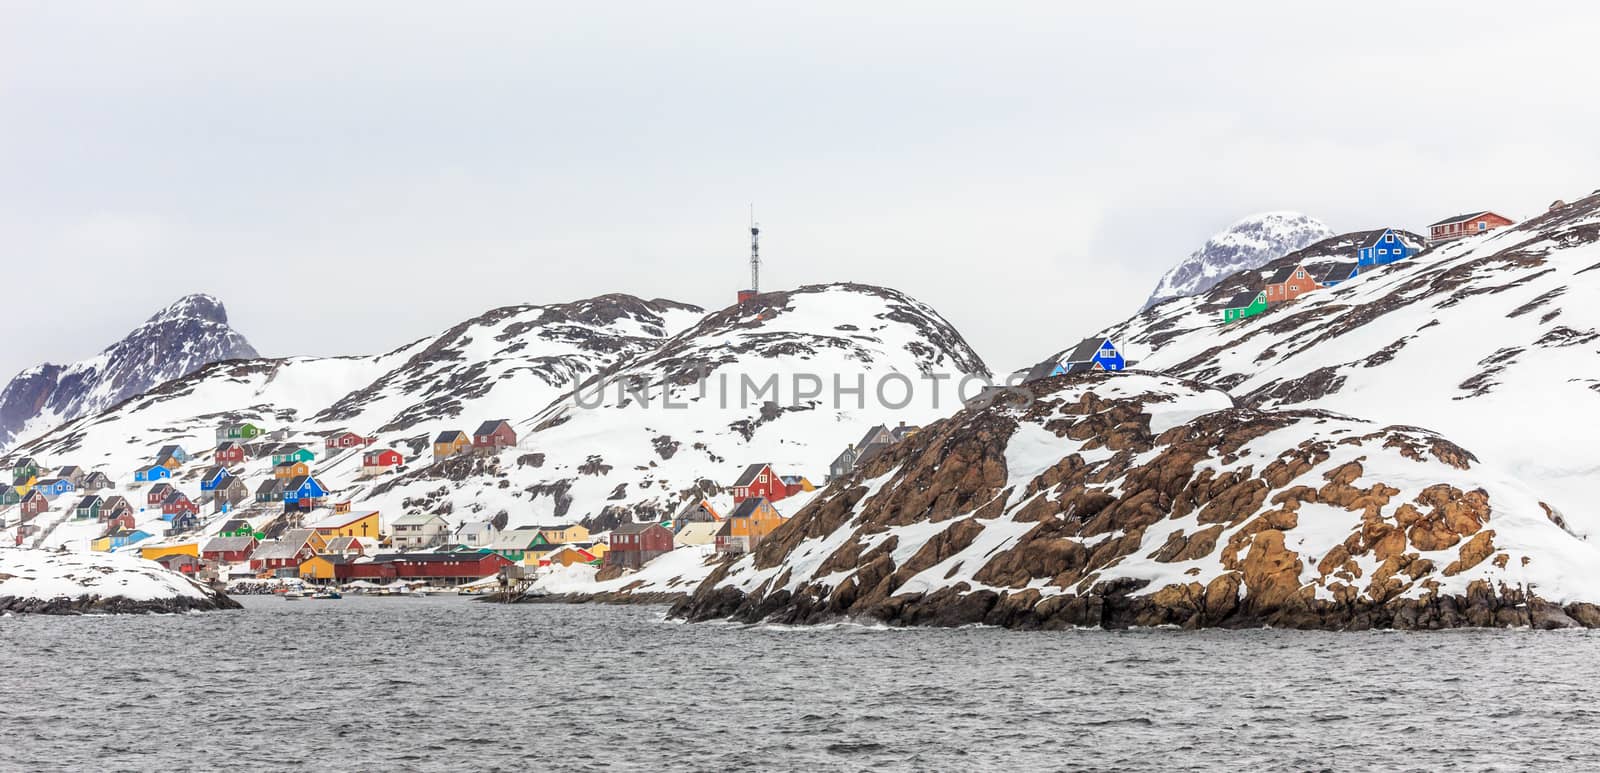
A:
2,284,988,549
1144,212,1333,309
0,294,258,449
673,373,1600,629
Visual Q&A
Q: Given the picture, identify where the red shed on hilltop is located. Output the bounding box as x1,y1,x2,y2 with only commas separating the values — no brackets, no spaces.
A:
605,522,675,570
472,420,517,452
325,431,375,450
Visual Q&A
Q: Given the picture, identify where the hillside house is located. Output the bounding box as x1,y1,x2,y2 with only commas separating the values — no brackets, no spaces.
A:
98,529,151,551
274,460,311,480
391,512,450,549
154,553,202,575
199,466,234,492
202,535,259,563
135,464,172,482
162,491,198,518
1429,211,1514,244
827,444,863,482
216,422,263,440
0,488,19,506
298,554,356,585
101,496,133,521
472,420,517,452
674,499,721,529
81,471,112,492
250,529,327,576
307,508,379,539
271,447,315,465
146,482,175,507
282,475,330,511
255,478,285,503
1264,264,1319,304
780,475,815,497
12,457,40,486
434,430,470,461
155,445,191,465
219,519,262,539
605,522,675,570
674,521,720,547
1222,290,1268,324
487,527,548,562
35,477,75,499
103,508,137,533
19,490,49,519
349,551,514,585
214,441,250,465
211,477,250,514
361,448,404,477
731,463,788,505
715,497,785,556
140,542,199,562
539,546,599,568
1357,228,1422,268
1318,262,1359,288
55,466,85,487
537,523,591,544
74,495,102,520
454,519,501,549
325,431,375,450
1023,338,1127,383
323,535,374,556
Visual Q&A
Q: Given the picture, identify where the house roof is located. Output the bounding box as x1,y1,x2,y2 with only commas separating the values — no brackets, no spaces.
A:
732,463,771,487
728,497,771,520
854,424,892,450
57,465,82,475
1264,264,1301,284
1022,359,1063,383
1061,337,1110,364
1318,262,1358,283
323,536,372,553
252,529,319,559
37,477,66,487
219,519,251,532
391,511,446,527
435,430,467,443
74,495,101,508
149,482,173,495
455,519,496,533
473,419,512,436
255,478,284,494
215,441,241,451
306,509,377,529
203,536,258,554
1429,211,1491,227
612,520,665,535
488,529,545,550
675,521,721,541
675,499,720,520
286,475,325,492
162,491,190,504
156,445,184,455
1224,290,1263,309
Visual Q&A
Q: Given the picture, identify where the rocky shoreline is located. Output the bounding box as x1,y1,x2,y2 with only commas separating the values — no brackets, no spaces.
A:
1,592,242,615
0,548,242,615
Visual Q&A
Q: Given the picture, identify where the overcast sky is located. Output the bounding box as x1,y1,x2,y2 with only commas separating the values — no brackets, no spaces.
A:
3,2,1597,379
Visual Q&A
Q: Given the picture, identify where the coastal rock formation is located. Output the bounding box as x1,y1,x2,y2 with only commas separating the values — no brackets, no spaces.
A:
0,548,240,614
671,374,1600,630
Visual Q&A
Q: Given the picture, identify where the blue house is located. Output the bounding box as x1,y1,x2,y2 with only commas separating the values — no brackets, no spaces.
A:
1357,228,1420,269
1022,337,1127,382
1317,261,1360,287
156,445,190,464
282,475,329,504
34,478,75,498
134,465,171,482
198,466,233,492
110,529,152,549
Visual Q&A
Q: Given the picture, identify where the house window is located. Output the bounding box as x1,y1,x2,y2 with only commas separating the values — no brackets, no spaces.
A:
1478,221,1487,230
1384,233,1395,243
1378,248,1388,255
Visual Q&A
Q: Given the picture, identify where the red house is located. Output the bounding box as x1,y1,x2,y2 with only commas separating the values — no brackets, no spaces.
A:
104,509,136,532
361,448,404,475
605,522,675,570
249,529,324,574
213,441,250,465
162,491,198,517
146,482,175,508
201,535,258,563
731,463,788,505
472,420,517,452
1264,263,1319,305
1429,210,1514,244
347,551,512,585
325,431,375,450
19,490,49,519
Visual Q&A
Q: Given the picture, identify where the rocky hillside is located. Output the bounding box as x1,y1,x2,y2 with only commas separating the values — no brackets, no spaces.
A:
0,294,258,449
0,548,240,614
1144,212,1333,308
1104,195,1600,538
672,374,1600,630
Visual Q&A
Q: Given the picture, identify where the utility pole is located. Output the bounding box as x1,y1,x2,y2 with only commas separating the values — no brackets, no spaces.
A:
749,205,761,294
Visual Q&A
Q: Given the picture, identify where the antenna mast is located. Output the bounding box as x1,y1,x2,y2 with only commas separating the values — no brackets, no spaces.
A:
749,205,761,294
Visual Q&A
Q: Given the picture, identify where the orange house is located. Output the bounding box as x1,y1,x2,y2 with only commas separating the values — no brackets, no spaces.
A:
1263,263,1319,304
433,430,470,461
715,497,786,556
274,460,311,480
541,546,600,567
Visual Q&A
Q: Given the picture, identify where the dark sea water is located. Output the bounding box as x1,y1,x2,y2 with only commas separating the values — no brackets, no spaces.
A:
4,596,1600,772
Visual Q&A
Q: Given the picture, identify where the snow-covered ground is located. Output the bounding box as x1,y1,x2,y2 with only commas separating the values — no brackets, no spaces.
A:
0,548,215,603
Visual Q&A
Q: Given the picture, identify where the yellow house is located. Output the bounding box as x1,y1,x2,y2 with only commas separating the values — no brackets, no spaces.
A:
716,497,787,555
433,430,470,461
274,460,311,480
298,554,346,583
140,542,200,561
14,476,36,497
157,456,183,471
90,535,113,552
586,542,609,561
307,509,381,540
537,523,590,544
544,546,600,567
526,541,608,567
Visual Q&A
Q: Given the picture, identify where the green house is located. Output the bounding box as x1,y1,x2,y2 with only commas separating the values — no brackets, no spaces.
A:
1,488,21,506
1222,290,1268,324
74,495,103,520
12,457,39,486
271,447,315,465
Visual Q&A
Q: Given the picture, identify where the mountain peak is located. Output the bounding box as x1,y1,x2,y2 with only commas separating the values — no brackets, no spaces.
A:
145,293,230,326
1145,212,1333,309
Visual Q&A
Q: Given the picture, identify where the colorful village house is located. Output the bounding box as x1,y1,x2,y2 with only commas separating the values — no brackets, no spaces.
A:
155,553,202,575
250,529,327,576
433,430,470,461
271,446,315,465
198,465,234,492
390,512,450,549
779,475,815,497
12,456,40,486
146,482,175,507
307,508,379,540
715,496,785,556
541,545,600,568
325,431,374,451
55,466,85,488
212,477,250,514
34,477,75,499
101,496,133,522
1317,262,1359,288
140,542,199,562
161,490,198,517
454,519,501,549
0,488,20,506
81,471,113,492
274,460,311,480
360,448,404,477
202,535,259,563
255,478,286,504
1263,264,1319,305
74,495,103,520
156,445,190,466
536,523,591,544
135,464,172,482
96,528,151,551
216,422,263,440
298,554,355,585
213,441,250,465
103,508,137,533
674,521,721,547
472,420,517,453
1222,290,1268,324
1356,228,1423,269
605,522,675,570
1428,211,1515,244
674,499,721,530
1023,337,1128,383
731,463,789,505
322,535,374,556
487,527,548,562
19,489,50,519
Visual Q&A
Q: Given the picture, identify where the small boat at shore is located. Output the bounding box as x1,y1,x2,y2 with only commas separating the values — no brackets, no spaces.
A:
311,590,342,600
283,589,307,600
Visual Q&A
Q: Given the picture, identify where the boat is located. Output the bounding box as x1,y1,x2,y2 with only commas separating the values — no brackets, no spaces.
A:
311,590,342,600
283,589,307,600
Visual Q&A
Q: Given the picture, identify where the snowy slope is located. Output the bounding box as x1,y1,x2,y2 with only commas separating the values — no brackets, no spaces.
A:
0,294,258,449
1144,212,1333,308
673,373,1600,629
0,547,235,612
1103,195,1600,536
